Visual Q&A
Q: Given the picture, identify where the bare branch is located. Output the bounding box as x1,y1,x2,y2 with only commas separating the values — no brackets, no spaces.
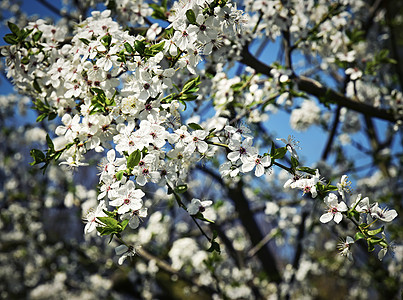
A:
240,46,399,122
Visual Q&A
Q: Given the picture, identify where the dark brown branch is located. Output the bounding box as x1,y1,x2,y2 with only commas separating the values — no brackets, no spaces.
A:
295,75,398,122
137,248,218,294
196,166,281,283
321,105,341,161
228,181,281,283
36,0,79,22
285,211,308,300
239,46,399,122
282,29,292,70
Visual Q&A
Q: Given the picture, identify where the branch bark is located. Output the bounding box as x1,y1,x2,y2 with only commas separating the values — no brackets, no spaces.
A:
228,181,281,283
239,47,399,123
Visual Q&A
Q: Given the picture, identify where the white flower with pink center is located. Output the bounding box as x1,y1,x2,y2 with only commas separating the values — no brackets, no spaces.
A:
109,181,145,214
320,193,348,224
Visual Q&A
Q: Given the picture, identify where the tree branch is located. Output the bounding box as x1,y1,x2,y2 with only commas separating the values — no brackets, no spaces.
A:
239,46,399,122
136,248,218,295
36,0,79,22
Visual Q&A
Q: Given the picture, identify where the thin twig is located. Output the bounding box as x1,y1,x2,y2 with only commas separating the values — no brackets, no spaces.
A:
247,228,279,258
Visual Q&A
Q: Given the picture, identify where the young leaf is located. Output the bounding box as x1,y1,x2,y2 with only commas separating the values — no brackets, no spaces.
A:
7,22,20,35
97,216,119,229
354,232,366,241
367,226,384,236
3,33,19,45
124,42,134,53
188,123,204,131
207,241,221,254
79,38,90,46
36,113,47,122
186,9,197,24
182,76,201,93
46,134,55,152
115,170,126,181
174,184,188,194
30,149,46,165
296,166,317,175
32,31,43,42
271,147,287,159
291,156,299,169
134,40,146,56
127,150,141,169
119,219,129,231
33,80,42,93
103,210,116,218
101,34,112,48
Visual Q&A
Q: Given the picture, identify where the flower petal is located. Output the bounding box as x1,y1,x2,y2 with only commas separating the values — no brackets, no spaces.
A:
320,212,333,223
334,212,343,224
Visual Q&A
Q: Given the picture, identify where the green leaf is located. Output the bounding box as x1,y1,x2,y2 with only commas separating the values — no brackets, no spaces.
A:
101,34,112,48
33,80,42,93
145,41,165,57
103,210,116,218
21,56,29,64
296,166,317,175
271,147,287,159
368,236,383,243
270,141,275,156
30,149,46,165
32,31,43,42
19,28,33,41
179,93,198,101
354,232,366,241
124,42,134,53
367,240,375,252
115,170,125,181
36,113,47,122
97,227,117,236
120,219,129,230
134,40,146,56
348,210,360,221
90,87,104,95
8,22,20,35
127,150,141,169
46,134,54,152
3,33,19,45
207,241,221,254
149,3,168,21
182,76,201,93
48,112,57,121
291,156,299,169
186,9,197,24
379,241,388,248
106,90,117,106
188,123,204,130
108,234,114,244
79,38,90,46
174,184,188,194
231,82,244,93
367,226,384,236
97,216,119,229
53,151,63,161
323,184,338,192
